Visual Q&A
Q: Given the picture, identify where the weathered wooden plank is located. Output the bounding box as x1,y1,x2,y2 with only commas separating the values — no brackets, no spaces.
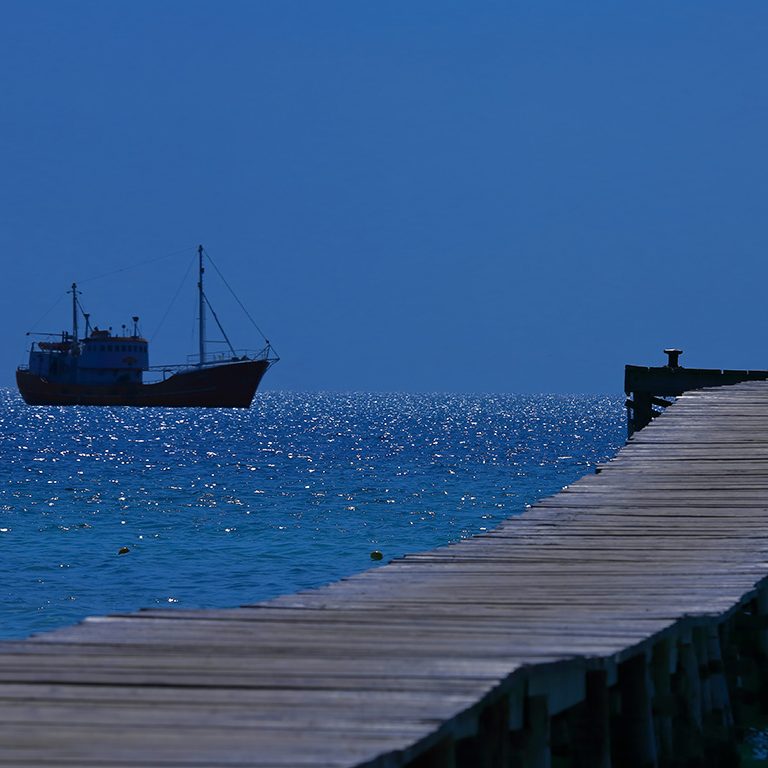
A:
5,382,768,766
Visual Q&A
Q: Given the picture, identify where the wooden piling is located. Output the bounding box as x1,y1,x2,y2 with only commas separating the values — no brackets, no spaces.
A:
613,653,657,768
650,638,674,761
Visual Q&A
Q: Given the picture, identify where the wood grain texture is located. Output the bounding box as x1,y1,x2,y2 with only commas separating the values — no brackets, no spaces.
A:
4,381,768,766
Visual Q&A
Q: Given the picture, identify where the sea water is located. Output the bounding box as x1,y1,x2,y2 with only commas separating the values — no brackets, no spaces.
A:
0,390,624,640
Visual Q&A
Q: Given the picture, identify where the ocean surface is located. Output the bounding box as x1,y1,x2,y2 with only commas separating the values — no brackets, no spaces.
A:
0,390,625,640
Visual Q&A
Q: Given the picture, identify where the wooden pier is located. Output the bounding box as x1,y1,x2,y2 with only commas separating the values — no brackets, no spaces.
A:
624,347,768,434
4,381,768,766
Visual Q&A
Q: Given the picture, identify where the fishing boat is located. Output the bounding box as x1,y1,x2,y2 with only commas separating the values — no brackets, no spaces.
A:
16,246,278,407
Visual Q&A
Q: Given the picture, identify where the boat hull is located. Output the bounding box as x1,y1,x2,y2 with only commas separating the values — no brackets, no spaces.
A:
16,359,270,408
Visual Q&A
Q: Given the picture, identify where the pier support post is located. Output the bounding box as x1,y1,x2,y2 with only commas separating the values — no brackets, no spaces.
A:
455,695,510,768
718,618,742,722
650,639,674,762
613,653,657,768
706,624,733,732
757,586,768,656
510,694,550,768
694,627,714,718
730,596,768,720
671,631,704,762
567,669,611,768
700,623,739,767
628,393,655,436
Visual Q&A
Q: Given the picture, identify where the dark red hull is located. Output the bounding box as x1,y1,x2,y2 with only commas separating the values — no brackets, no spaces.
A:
16,360,270,408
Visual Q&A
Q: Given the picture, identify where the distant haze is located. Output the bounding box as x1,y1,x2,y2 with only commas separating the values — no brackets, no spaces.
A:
3,2,767,393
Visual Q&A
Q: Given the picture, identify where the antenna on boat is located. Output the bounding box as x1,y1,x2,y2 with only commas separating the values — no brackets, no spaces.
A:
198,245,205,367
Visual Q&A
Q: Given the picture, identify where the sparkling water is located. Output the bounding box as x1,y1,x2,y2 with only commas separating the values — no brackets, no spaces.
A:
0,389,624,639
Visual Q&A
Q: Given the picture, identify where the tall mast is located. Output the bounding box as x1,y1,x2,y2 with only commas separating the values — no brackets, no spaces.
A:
198,245,205,366
70,282,78,349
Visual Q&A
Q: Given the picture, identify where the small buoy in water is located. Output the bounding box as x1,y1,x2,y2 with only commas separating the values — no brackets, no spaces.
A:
118,546,130,555
370,550,383,561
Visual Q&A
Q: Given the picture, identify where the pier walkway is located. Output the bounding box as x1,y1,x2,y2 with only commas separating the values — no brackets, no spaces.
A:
3,382,768,765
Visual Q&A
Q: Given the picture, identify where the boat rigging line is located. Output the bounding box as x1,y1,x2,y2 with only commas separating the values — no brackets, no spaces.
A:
78,245,199,285
203,293,237,358
150,250,198,342
203,248,277,355
25,291,67,336
26,245,199,337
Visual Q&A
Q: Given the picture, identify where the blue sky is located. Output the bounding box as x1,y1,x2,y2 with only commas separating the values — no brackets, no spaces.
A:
2,2,767,393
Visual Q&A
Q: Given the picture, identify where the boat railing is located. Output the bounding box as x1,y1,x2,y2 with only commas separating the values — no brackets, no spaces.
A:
149,345,278,376
188,344,278,367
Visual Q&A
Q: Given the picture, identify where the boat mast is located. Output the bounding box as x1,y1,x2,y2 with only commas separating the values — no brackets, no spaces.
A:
70,282,78,350
198,245,205,367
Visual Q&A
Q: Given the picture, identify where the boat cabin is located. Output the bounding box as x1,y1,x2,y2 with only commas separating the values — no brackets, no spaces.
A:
28,327,149,386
